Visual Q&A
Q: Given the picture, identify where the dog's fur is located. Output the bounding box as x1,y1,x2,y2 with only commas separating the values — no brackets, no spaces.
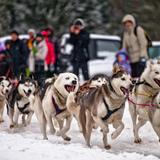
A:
129,60,160,143
67,66,132,149
42,73,79,141
67,74,109,131
0,77,12,123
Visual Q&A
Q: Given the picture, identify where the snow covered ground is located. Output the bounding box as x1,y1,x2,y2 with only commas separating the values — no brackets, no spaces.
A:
0,102,160,160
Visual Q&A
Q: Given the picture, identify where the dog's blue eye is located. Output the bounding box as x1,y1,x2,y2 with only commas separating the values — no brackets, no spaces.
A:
65,77,70,80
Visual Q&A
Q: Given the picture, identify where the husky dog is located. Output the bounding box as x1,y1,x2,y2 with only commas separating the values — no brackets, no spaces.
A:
0,77,12,123
151,92,160,142
68,66,131,149
129,60,160,143
7,75,47,139
42,73,79,141
28,83,48,139
66,74,109,131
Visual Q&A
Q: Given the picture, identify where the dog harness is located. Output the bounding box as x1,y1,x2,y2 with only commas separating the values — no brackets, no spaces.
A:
17,102,30,114
52,96,66,116
101,98,122,121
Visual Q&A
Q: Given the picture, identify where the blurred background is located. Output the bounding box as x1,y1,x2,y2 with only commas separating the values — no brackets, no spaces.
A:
0,0,159,40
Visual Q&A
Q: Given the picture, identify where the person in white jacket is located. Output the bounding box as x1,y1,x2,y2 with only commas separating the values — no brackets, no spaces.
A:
29,33,48,78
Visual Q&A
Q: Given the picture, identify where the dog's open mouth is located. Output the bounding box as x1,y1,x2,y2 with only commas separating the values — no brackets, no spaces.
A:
23,89,31,97
120,86,128,95
154,78,160,87
65,85,76,92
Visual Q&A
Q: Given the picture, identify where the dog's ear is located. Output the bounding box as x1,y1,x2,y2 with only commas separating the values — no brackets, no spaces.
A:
112,64,122,74
29,73,35,80
19,73,25,81
146,59,154,69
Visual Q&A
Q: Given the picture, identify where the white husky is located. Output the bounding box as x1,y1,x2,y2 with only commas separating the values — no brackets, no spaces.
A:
129,60,160,143
42,73,79,141
0,77,12,123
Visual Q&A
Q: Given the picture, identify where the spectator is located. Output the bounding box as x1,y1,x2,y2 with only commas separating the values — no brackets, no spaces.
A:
45,27,60,73
41,30,56,77
68,18,90,80
29,33,48,79
0,40,13,77
10,30,28,78
114,48,131,74
27,29,36,52
122,14,148,78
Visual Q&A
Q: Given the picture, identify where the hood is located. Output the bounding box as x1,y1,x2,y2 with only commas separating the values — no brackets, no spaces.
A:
122,14,136,26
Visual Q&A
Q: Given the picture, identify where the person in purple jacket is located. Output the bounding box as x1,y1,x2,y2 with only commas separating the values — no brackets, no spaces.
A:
114,48,131,74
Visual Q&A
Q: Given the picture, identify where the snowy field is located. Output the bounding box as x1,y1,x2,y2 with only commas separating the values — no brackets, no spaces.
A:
0,102,160,160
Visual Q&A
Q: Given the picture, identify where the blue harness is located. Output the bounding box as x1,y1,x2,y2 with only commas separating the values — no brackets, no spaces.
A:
52,96,66,116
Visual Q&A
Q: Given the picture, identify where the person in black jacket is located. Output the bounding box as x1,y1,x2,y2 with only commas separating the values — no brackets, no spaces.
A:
68,18,90,80
10,30,29,78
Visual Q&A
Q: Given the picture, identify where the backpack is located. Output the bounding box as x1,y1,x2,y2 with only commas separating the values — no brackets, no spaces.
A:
134,25,152,48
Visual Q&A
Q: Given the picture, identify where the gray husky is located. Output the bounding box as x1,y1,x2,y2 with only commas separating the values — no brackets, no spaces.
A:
67,66,132,149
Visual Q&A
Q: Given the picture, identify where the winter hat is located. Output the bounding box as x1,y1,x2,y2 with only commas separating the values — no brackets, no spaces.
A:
122,14,136,26
73,18,85,28
28,29,36,34
41,31,49,37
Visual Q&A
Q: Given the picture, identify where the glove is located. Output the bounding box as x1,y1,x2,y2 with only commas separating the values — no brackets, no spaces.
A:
140,57,146,63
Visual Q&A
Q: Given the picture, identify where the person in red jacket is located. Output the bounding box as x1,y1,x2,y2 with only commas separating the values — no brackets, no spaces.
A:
41,31,56,76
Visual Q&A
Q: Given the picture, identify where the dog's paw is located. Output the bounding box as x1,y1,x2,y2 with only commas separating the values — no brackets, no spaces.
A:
43,136,48,140
63,136,71,141
105,145,111,150
50,129,56,135
111,132,119,139
134,138,142,143
9,124,14,129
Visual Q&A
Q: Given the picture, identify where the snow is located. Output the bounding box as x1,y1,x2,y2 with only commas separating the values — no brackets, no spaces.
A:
0,102,160,160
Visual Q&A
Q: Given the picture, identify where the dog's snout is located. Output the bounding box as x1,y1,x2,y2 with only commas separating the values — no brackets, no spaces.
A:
28,89,32,93
72,80,77,85
5,89,9,93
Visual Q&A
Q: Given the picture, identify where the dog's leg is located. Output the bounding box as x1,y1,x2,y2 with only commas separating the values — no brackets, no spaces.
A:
26,111,34,125
85,110,94,147
45,113,55,134
34,108,48,140
8,107,14,128
92,115,110,149
152,125,160,142
57,115,72,141
129,103,137,138
22,114,27,126
134,117,146,143
0,105,4,123
14,107,20,127
111,120,124,139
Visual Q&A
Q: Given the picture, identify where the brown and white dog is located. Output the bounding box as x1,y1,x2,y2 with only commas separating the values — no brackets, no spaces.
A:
67,66,132,149
42,73,79,141
66,74,109,131
129,60,160,143
0,77,12,123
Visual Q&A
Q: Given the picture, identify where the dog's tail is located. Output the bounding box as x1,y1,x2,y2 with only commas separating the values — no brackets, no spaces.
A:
79,104,87,140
